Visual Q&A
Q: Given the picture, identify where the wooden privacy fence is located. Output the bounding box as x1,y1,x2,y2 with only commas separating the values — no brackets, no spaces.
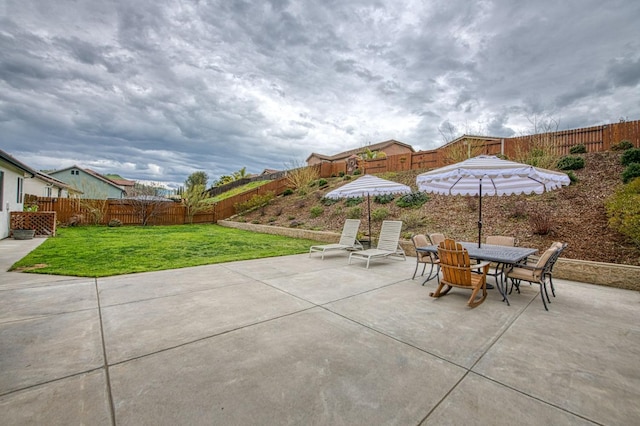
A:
316,119,640,178
33,177,292,226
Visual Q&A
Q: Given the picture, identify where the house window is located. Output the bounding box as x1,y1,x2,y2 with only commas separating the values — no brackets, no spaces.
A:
0,171,4,211
17,176,23,203
45,186,52,197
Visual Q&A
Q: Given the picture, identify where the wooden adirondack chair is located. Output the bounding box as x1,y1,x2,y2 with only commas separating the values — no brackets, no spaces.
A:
430,239,490,308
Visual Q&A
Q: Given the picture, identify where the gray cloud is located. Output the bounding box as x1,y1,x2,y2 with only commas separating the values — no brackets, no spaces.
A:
1,0,639,188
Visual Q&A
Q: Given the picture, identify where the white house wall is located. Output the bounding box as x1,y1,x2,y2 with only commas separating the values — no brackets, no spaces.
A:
0,162,27,239
23,177,68,198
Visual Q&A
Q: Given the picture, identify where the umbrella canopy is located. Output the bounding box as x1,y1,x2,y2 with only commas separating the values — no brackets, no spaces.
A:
416,155,570,247
325,174,411,242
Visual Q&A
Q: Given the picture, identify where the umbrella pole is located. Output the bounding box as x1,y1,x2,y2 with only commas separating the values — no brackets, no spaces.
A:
367,193,372,247
478,179,483,248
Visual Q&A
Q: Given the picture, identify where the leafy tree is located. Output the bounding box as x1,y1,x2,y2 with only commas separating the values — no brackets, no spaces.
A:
215,175,234,186
232,167,249,180
185,171,208,190
182,184,210,223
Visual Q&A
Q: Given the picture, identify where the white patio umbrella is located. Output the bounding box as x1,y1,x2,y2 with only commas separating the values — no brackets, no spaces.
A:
416,155,571,248
325,174,412,243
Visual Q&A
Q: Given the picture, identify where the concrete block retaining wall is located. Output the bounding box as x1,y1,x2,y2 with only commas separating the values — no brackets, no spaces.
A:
218,220,639,292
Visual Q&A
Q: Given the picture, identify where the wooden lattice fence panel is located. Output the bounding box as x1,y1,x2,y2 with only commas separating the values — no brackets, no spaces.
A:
10,211,57,237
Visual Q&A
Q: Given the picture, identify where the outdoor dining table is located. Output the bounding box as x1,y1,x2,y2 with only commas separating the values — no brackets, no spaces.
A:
416,243,539,305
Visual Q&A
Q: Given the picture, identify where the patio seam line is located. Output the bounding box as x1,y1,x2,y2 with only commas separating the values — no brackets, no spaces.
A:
465,371,603,426
96,280,249,308
0,276,86,291
0,367,104,398
94,277,116,426
0,306,99,326
463,296,603,425
105,305,320,367
417,297,545,424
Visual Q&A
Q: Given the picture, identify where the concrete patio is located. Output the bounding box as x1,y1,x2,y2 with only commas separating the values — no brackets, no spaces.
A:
0,238,639,425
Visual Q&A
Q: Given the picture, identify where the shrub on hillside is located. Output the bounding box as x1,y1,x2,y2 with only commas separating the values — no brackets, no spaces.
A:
566,170,578,184
353,169,362,175
374,194,395,204
344,197,364,207
622,163,640,183
282,188,294,196
556,155,585,170
611,140,634,151
621,148,640,166
569,144,587,154
371,208,389,222
234,192,275,214
309,206,324,218
320,197,339,206
606,178,640,246
399,211,426,229
396,192,429,208
287,166,319,191
347,207,362,219
529,207,554,235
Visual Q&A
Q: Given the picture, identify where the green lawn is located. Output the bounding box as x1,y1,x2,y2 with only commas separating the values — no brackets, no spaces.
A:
206,180,271,203
11,225,321,277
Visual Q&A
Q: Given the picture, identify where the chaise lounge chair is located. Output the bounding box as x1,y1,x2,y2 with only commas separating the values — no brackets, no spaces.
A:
348,220,406,268
309,219,363,259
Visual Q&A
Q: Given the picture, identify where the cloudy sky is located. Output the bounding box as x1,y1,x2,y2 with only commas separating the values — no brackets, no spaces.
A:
1,0,639,188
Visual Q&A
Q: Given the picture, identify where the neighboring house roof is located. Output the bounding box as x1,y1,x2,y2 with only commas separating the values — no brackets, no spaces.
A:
34,171,82,194
261,168,280,175
50,165,127,194
306,139,415,163
0,148,37,177
110,178,135,187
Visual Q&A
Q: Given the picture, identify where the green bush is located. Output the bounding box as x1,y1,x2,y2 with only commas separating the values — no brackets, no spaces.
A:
374,194,395,204
611,140,634,151
566,170,578,184
343,175,352,181
347,207,362,219
234,192,275,214
317,178,328,187
344,197,364,207
622,163,640,183
396,192,429,208
371,208,389,222
353,169,362,175
569,144,587,154
309,206,324,218
556,156,585,170
338,171,345,177
282,188,294,196
606,178,640,246
320,197,339,206
399,211,426,229
621,148,640,166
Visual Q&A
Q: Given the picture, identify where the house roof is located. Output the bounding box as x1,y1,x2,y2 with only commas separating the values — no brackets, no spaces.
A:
306,139,415,162
34,171,82,193
0,149,37,177
50,165,126,193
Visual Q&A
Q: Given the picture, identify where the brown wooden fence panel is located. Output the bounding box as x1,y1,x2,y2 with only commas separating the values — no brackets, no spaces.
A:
410,150,439,170
604,120,640,149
